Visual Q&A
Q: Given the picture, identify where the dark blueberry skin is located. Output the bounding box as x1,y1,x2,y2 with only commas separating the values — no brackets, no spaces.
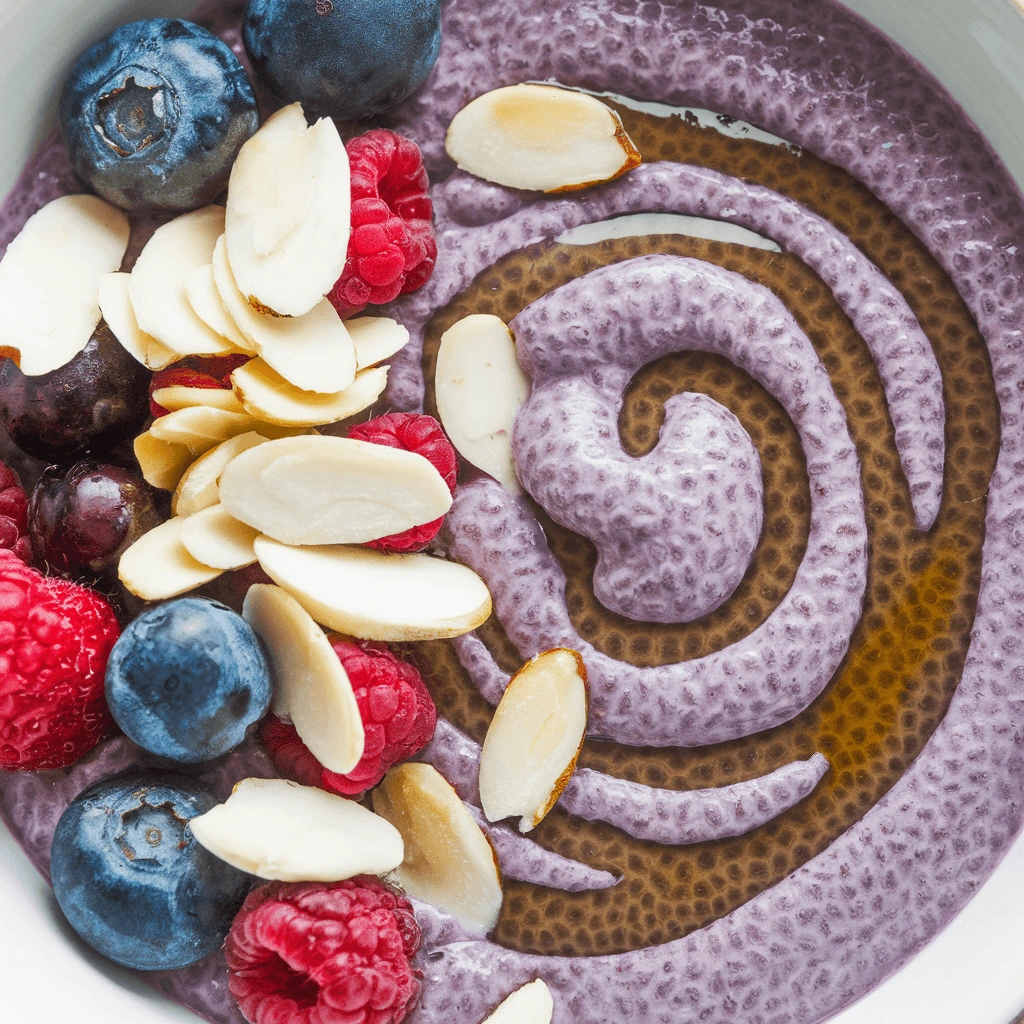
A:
244,0,442,121
0,323,149,463
50,771,253,971
29,461,162,577
105,597,271,763
60,19,259,213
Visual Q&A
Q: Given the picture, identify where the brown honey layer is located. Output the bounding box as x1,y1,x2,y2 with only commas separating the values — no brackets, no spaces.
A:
403,111,999,957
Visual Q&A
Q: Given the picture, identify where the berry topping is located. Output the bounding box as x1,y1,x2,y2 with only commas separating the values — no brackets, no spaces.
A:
328,131,437,319
105,597,272,764
0,550,120,771
29,462,161,576
243,0,442,122
51,771,252,970
226,876,421,1024
262,638,437,798
346,413,456,553
60,18,259,214
0,462,31,564
148,355,248,418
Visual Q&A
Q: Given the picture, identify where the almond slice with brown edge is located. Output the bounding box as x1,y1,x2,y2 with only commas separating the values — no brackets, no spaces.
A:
348,317,410,370
189,778,402,882
445,84,641,193
231,358,388,427
219,435,452,545
0,195,129,375
479,648,588,833
133,431,195,491
212,234,356,393
225,103,350,318
183,263,254,352
372,763,503,932
172,431,269,518
254,538,492,642
480,981,554,1024
150,407,267,455
435,314,529,494
99,272,179,370
180,505,260,571
243,584,365,774
152,385,247,415
118,517,222,600
129,206,241,357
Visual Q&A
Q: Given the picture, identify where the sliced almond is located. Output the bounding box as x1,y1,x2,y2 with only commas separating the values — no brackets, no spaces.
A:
243,584,365,774
435,314,529,494
254,538,492,641
480,981,554,1024
172,431,269,518
213,234,355,393
150,406,266,455
118,517,222,600
219,435,452,545
445,84,641,193
348,317,410,370
372,763,503,932
0,195,130,375
225,103,350,318
478,649,588,833
232,357,388,427
99,272,179,370
152,385,247,415
129,206,239,356
183,262,254,352
180,505,260,570
134,431,195,491
190,778,402,882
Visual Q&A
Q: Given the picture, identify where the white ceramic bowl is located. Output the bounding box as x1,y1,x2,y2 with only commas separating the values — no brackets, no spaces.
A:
2,1,1024,1021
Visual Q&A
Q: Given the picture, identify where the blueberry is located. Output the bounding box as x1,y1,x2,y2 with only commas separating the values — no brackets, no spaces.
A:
60,19,259,213
243,0,442,121
105,597,271,763
50,771,252,970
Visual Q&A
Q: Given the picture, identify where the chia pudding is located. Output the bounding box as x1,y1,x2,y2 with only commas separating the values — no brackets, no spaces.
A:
1,1,1022,1023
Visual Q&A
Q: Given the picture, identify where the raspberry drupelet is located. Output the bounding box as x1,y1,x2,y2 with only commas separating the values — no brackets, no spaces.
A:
329,129,437,319
347,413,457,553
261,638,437,798
0,549,120,770
0,462,32,564
226,876,422,1024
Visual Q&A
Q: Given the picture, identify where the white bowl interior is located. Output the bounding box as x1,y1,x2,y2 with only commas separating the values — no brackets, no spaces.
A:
2,0,1024,1021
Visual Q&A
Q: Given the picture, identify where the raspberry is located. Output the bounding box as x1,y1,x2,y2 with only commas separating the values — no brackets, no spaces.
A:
148,355,250,417
0,550,120,771
0,462,31,564
328,130,437,319
226,877,421,1024
261,638,436,798
346,414,456,553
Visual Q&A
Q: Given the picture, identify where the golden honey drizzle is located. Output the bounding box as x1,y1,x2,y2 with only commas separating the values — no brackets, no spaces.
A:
403,105,999,957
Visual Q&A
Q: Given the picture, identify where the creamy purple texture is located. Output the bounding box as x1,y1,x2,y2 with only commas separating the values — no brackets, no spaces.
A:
0,0,1022,1022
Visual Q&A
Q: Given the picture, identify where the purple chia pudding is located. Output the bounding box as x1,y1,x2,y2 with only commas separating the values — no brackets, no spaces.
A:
2,0,1024,1023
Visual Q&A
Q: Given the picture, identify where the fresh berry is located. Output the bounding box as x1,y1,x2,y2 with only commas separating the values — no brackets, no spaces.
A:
0,323,149,463
0,462,31,564
0,550,120,771
60,19,259,214
105,597,271,763
328,131,436,319
262,638,436,797
51,771,253,970
243,0,441,121
346,413,456,553
226,876,421,1024
29,462,161,576
149,366,229,418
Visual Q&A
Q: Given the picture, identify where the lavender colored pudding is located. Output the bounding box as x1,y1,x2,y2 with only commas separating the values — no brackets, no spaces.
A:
2,1,1024,1024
